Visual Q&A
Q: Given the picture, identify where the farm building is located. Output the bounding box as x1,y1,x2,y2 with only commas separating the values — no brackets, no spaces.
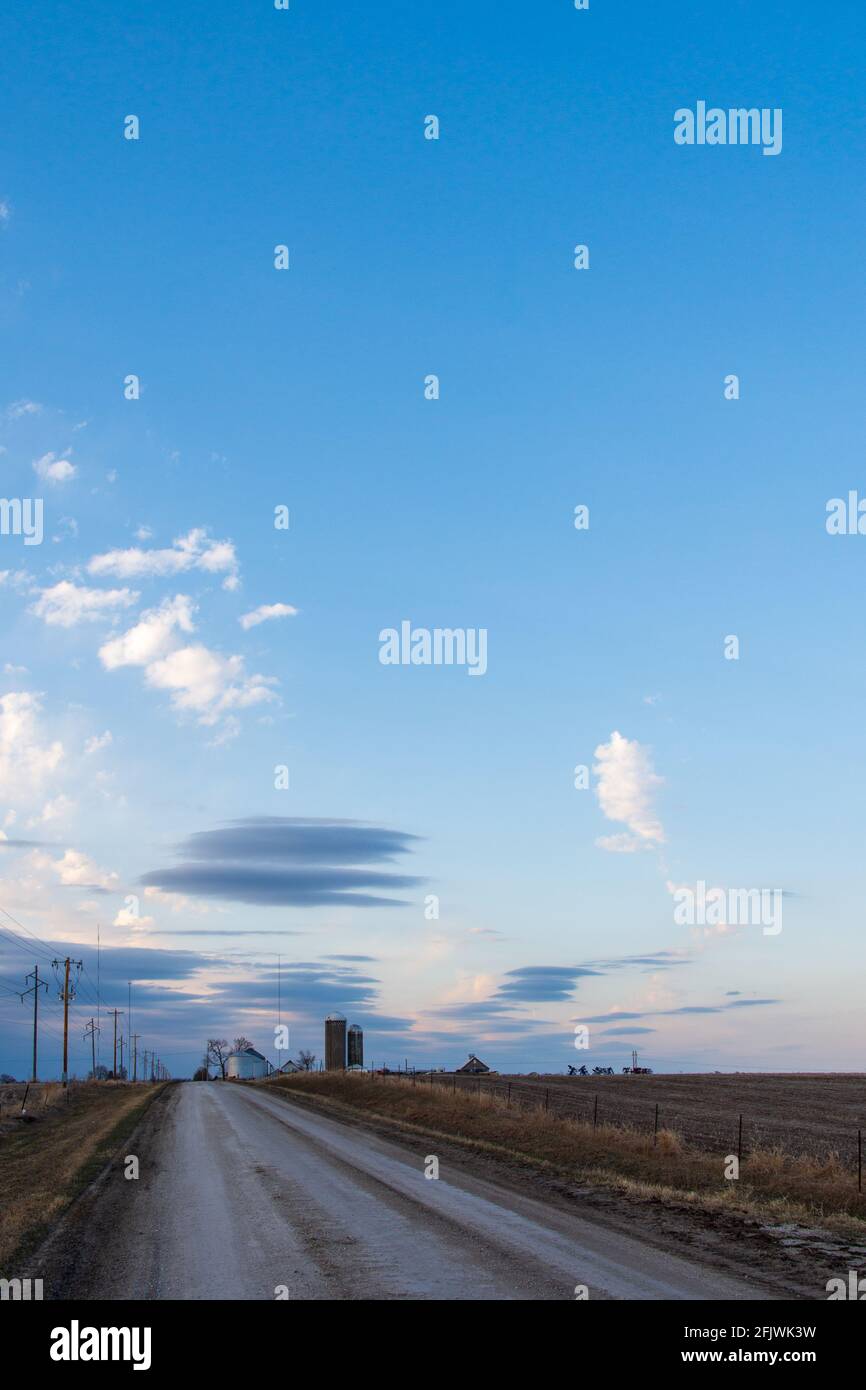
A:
277,1059,300,1075
325,1013,347,1071
347,1023,364,1068
456,1054,490,1075
226,1046,269,1080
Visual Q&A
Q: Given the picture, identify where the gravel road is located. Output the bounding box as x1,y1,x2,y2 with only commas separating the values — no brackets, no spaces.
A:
37,1081,774,1301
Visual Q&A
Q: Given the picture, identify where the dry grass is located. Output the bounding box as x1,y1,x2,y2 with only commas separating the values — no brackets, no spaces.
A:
0,1082,166,1271
0,1081,66,1126
266,1072,866,1233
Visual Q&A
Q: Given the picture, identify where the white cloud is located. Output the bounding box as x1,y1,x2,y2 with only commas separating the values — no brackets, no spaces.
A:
5,399,41,419
31,794,76,825
99,594,277,728
143,885,213,915
99,594,195,669
145,646,276,723
593,730,665,852
88,527,239,590
33,452,77,484
239,602,298,631
48,848,119,890
0,691,63,801
113,906,154,930
30,580,139,628
84,730,112,756
0,200,10,225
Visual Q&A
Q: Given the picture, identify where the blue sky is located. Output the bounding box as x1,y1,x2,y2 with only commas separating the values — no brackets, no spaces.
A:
0,1,863,1079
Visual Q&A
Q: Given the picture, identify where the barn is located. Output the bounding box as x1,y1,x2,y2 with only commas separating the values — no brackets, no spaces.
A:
226,1046,269,1080
456,1054,491,1075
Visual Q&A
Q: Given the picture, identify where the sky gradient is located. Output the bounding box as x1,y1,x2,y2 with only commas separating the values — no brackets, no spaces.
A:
0,1,863,1079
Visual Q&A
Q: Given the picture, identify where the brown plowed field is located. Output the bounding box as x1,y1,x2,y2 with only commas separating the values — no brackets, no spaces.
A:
417,1072,866,1161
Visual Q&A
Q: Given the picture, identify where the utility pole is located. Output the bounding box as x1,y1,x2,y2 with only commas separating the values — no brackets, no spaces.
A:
20,965,48,1082
119,1032,124,1078
84,1018,100,1079
132,1034,140,1082
107,1008,124,1078
52,957,82,1086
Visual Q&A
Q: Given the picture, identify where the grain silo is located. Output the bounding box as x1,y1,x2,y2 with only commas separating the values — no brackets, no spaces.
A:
347,1023,364,1068
325,1012,347,1071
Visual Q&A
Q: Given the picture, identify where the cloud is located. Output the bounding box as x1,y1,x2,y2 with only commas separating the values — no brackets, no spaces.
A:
496,965,602,1002
593,730,665,852
33,452,77,484
84,730,112,756
0,200,10,225
46,847,119,891
33,794,75,824
140,816,424,908
575,999,780,1025
98,594,275,728
239,602,298,631
5,399,41,419
0,691,63,801
31,580,139,628
88,527,239,590
113,906,154,930
583,951,690,971
99,594,194,668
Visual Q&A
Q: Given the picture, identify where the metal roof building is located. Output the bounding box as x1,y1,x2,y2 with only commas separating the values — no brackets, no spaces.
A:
226,1046,269,1080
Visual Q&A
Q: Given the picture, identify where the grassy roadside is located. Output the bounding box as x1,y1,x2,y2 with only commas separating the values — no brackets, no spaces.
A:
266,1073,866,1235
0,1081,168,1274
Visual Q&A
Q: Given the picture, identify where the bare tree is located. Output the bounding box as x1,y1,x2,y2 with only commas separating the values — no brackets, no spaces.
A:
207,1038,230,1079
297,1050,316,1071
233,1036,254,1054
